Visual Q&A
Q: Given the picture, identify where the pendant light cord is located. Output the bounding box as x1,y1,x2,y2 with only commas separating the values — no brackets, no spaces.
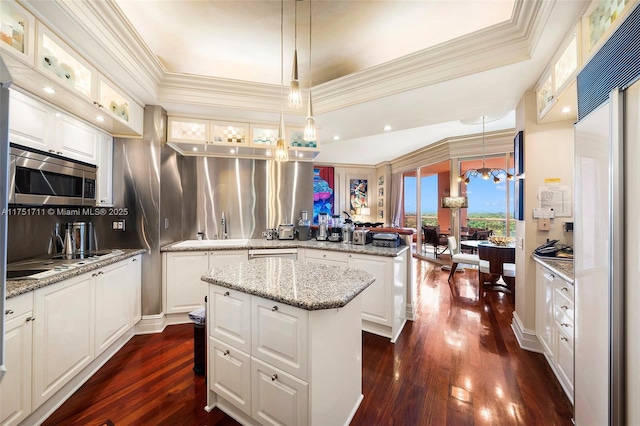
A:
309,0,312,89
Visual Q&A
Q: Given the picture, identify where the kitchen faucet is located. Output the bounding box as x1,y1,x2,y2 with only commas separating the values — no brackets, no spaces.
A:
221,212,228,239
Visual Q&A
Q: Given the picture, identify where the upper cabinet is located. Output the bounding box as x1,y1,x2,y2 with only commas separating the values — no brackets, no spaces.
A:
167,116,320,162
0,8,144,138
0,0,36,66
581,0,635,62
535,24,580,124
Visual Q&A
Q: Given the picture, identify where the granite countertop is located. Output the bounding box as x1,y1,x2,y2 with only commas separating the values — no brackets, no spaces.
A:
532,254,574,284
202,257,375,311
6,249,146,299
161,238,410,257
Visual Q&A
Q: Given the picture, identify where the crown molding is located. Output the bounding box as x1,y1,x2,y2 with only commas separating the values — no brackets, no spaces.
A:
25,0,556,117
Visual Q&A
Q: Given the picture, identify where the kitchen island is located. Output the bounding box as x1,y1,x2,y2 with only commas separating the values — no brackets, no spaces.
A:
202,257,375,426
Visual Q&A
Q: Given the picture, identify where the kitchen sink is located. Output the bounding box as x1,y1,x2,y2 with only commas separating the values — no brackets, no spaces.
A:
6,249,126,280
173,239,250,248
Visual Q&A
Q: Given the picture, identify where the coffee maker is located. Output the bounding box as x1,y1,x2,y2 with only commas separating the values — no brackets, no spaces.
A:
328,214,342,242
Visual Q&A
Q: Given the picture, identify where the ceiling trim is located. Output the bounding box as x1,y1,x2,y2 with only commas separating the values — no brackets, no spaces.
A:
37,0,558,118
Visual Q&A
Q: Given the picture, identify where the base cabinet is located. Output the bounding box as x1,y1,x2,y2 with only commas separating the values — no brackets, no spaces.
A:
207,283,362,426
163,250,248,316
0,293,34,426
535,262,574,402
303,248,407,342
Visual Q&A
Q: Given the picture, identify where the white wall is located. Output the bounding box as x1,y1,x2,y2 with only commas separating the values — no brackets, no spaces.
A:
514,90,575,334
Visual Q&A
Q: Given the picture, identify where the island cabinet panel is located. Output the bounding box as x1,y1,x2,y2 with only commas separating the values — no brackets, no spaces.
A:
209,337,252,417
32,273,95,408
251,357,309,426
252,298,309,381
0,293,34,426
209,286,252,354
302,249,348,266
350,254,392,326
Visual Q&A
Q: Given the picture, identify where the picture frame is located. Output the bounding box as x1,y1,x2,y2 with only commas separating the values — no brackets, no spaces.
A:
514,130,524,176
347,177,369,214
378,175,384,186
515,178,524,220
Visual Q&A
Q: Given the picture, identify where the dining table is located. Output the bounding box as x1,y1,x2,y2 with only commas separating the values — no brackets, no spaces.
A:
476,241,516,290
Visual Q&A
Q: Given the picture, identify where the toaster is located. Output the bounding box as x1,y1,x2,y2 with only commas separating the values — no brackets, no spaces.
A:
353,229,372,245
277,224,295,240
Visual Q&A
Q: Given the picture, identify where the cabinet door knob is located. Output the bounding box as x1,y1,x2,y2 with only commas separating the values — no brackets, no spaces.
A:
323,254,326,258
5,309,13,315
223,350,230,356
224,291,230,297
272,305,278,312
271,374,278,381
92,273,98,277
26,317,35,322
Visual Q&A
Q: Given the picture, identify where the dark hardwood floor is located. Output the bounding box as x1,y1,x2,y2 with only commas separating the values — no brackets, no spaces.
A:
43,258,573,425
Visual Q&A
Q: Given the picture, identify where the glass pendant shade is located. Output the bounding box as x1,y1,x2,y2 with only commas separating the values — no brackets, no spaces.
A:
289,50,302,109
303,91,316,141
275,113,288,162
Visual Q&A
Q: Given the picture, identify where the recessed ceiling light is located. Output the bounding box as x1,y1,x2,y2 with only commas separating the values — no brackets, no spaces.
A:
333,135,340,141
95,115,105,122
230,149,235,154
192,147,198,151
298,153,304,158
561,106,572,113
383,125,392,131
43,86,56,94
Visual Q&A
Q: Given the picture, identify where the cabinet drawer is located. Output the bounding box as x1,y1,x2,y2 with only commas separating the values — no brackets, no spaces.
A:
209,284,252,353
556,329,574,392
209,337,251,417
554,280,574,302
554,314,574,346
5,292,34,318
251,357,308,426
554,291,574,323
303,249,348,265
252,297,309,381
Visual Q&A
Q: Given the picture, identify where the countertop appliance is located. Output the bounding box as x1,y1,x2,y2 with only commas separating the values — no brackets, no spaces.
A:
316,213,329,241
372,232,401,248
277,224,295,240
353,229,372,245
9,143,97,206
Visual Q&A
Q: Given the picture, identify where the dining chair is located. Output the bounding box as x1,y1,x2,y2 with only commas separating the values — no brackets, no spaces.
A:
447,236,480,281
423,225,448,258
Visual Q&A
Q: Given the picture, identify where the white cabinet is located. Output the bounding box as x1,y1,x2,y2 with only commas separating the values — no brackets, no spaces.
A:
209,336,252,417
9,89,100,165
96,132,113,206
535,261,574,402
95,256,141,356
32,273,95,408
0,293,34,426
303,248,408,342
207,283,362,426
163,249,248,316
251,357,309,426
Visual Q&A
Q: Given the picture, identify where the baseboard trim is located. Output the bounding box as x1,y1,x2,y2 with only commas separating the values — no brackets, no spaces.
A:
134,313,167,335
511,312,544,353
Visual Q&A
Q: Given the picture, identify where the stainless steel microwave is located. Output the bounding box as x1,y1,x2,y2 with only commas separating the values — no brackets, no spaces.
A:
9,144,96,206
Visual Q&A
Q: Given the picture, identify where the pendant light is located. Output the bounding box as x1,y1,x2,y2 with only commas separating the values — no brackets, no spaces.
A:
303,0,317,142
276,0,289,162
288,0,302,109
458,116,513,184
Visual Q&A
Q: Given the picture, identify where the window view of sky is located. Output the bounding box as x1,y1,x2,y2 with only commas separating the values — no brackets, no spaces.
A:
404,175,513,214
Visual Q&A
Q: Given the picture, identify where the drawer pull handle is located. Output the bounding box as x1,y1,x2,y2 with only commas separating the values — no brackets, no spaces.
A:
5,310,13,315
26,317,35,322
560,322,571,328
271,374,278,381
223,350,230,356
92,273,98,277
560,336,568,342
132,258,137,262
323,254,326,258
224,291,230,296
561,305,569,310
561,287,569,292
272,306,278,312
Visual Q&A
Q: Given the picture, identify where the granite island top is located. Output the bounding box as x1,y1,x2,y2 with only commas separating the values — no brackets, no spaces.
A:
532,254,574,284
162,238,409,257
6,248,146,299
202,257,376,311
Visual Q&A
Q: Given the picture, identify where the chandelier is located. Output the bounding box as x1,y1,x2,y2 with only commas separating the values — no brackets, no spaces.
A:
458,115,513,184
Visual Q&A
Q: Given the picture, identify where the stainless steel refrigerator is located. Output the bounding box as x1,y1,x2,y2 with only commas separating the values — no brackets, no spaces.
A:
0,55,13,381
574,80,640,425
